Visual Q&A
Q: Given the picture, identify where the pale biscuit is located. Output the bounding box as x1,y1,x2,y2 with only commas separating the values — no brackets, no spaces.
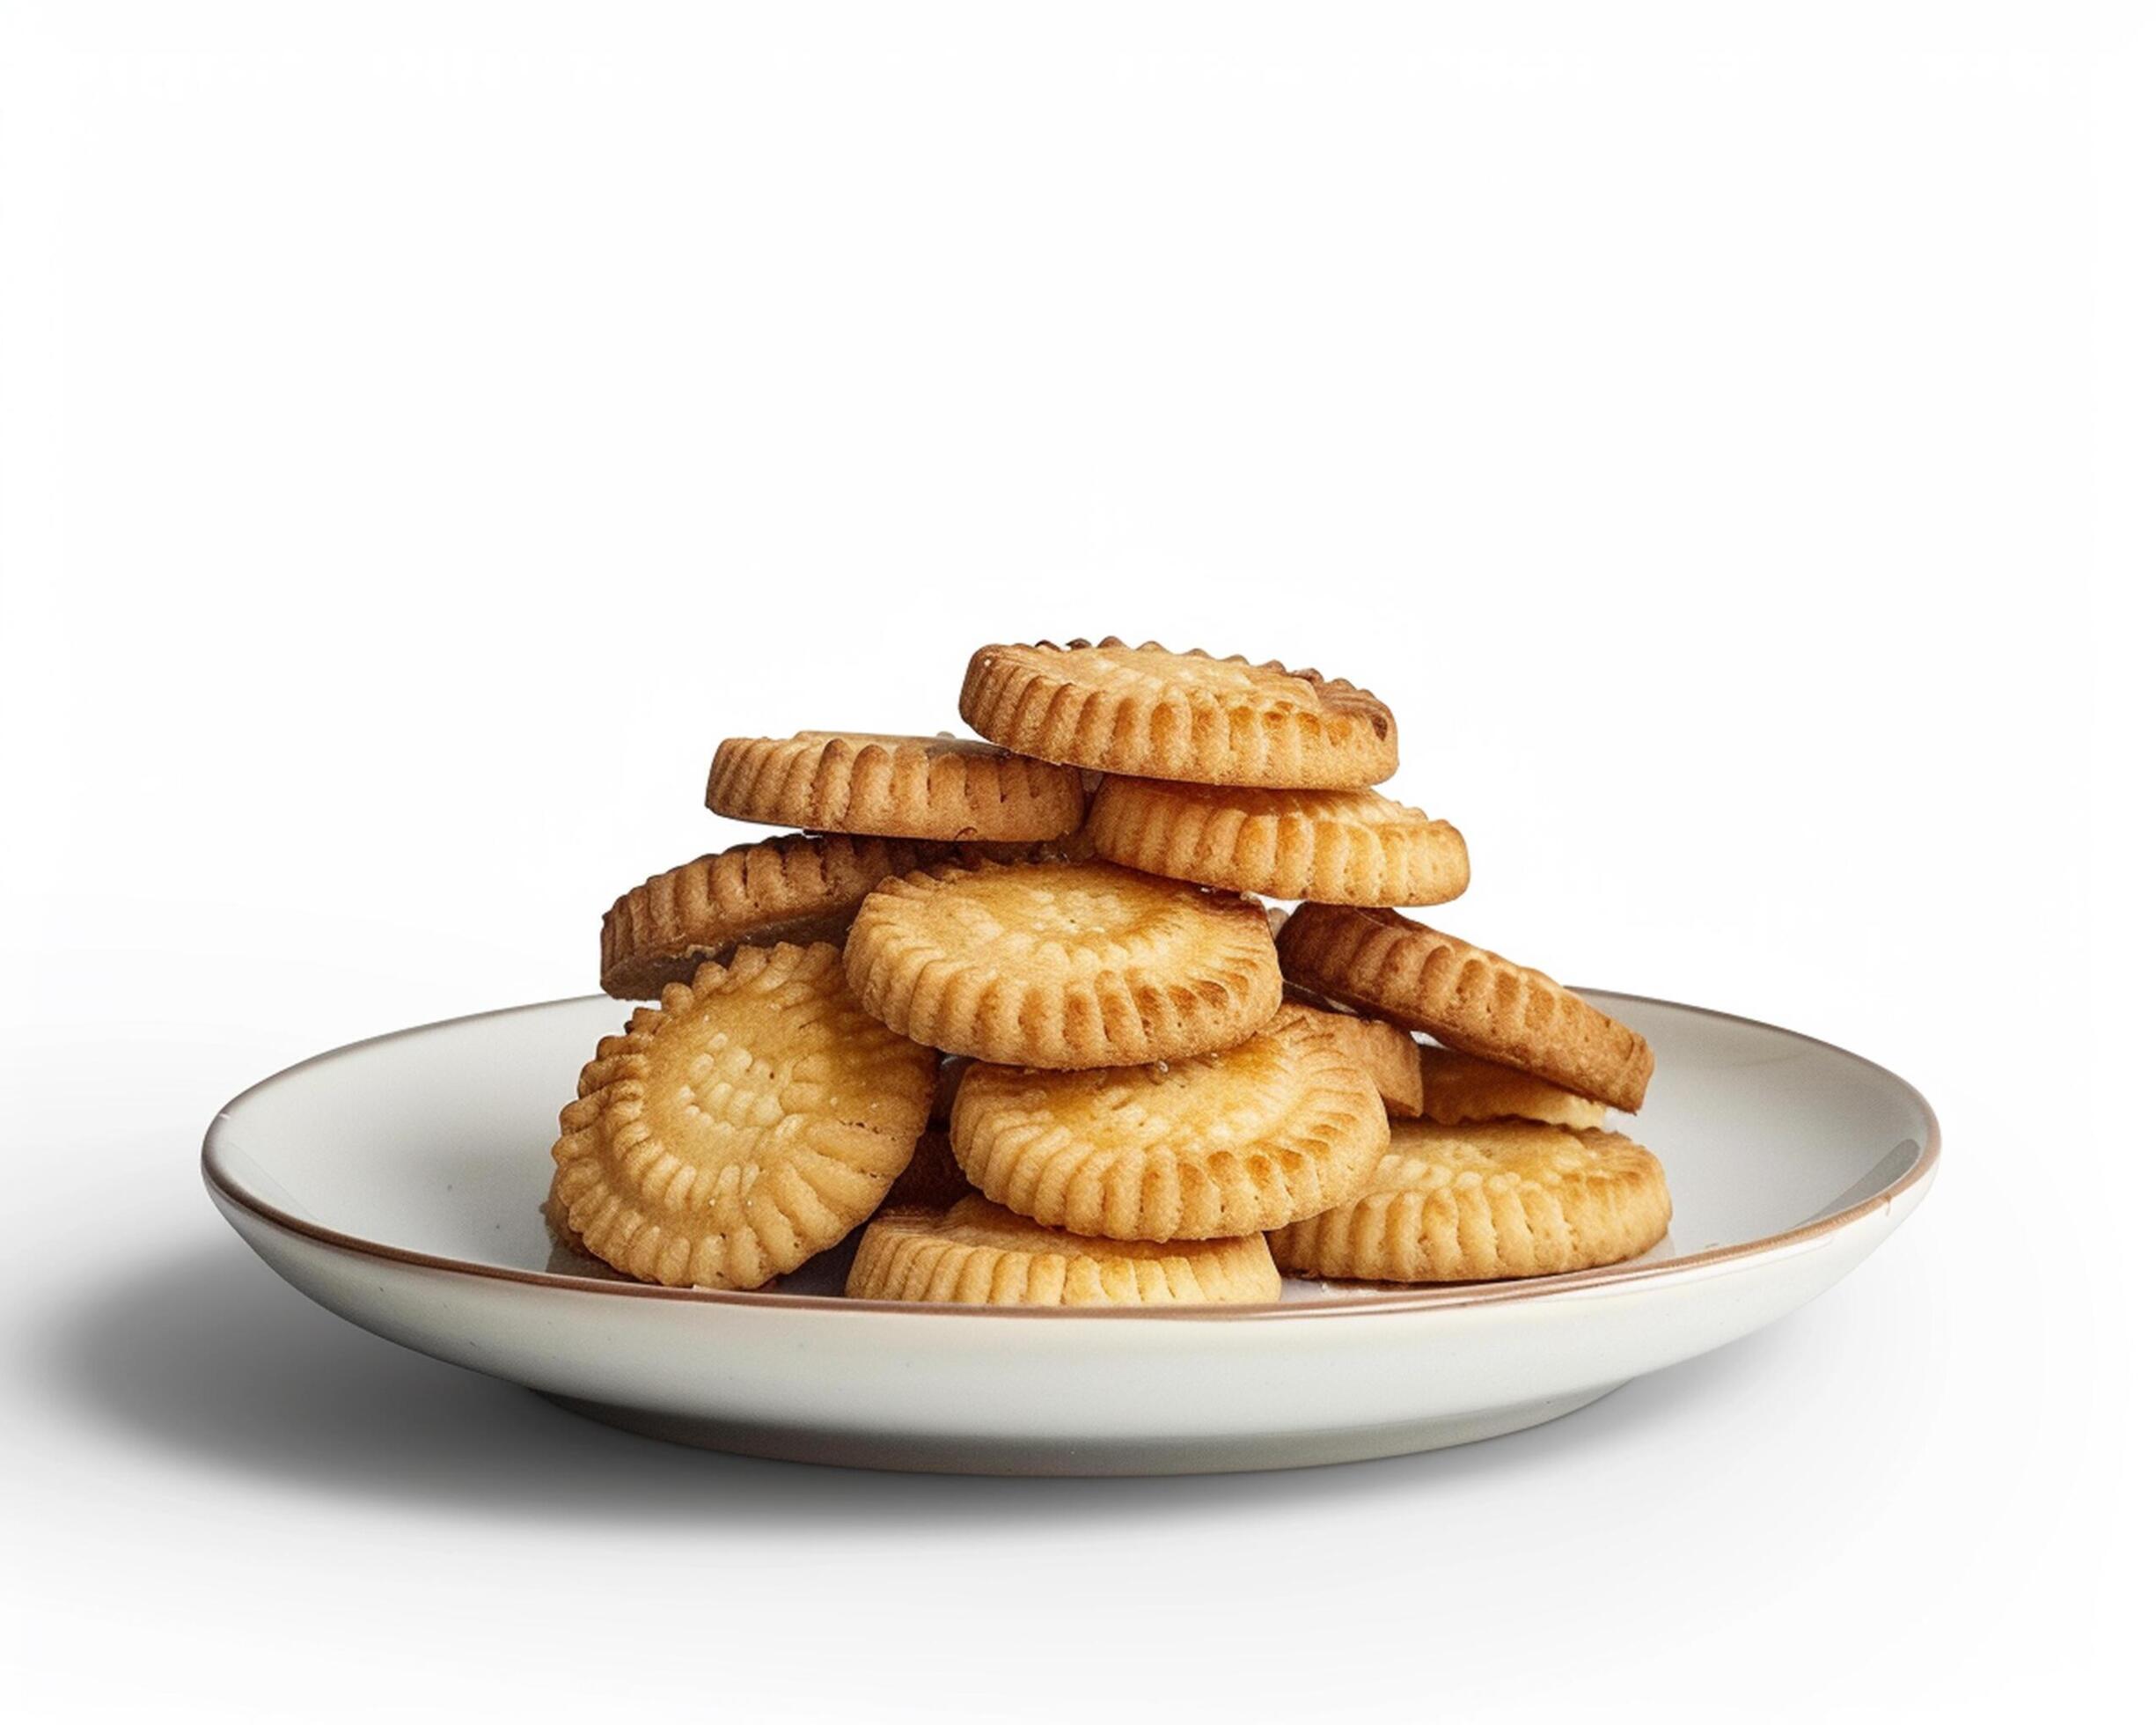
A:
1267,1119,1670,1281
1419,1043,1608,1130
1275,995,1425,1117
847,1195,1282,1306
843,858,1282,1068
960,639,1397,789
1275,904,1654,1111
599,833,961,1000
948,1007,1388,1241
548,943,937,1288
1088,778,1467,906
706,730,1085,841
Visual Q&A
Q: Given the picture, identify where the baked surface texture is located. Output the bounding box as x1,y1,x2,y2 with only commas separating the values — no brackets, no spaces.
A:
599,833,962,1000
847,1195,1282,1306
949,1006,1389,1241
1275,995,1426,1118
959,639,1397,789
1088,777,1466,905
843,858,1282,1068
548,943,937,1288
1275,904,1654,1111
706,730,1085,840
1418,1043,1609,1129
1266,1119,1671,1281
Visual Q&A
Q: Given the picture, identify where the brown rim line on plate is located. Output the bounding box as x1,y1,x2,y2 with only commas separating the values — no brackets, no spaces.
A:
201,991,1940,1322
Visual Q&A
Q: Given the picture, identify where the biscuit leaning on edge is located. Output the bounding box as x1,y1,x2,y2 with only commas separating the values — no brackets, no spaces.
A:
1276,903,1654,1112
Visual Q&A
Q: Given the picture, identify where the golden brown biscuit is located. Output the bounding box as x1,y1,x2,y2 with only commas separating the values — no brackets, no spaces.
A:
844,858,1282,1068
1275,996,1425,1118
1419,1044,1608,1130
548,943,937,1288
878,1129,979,1213
1087,778,1468,906
960,639,1397,789
599,834,964,1000
949,1008,1388,1241
1275,905,1654,1111
847,1195,1281,1306
706,731,1085,841
1267,1119,1670,1281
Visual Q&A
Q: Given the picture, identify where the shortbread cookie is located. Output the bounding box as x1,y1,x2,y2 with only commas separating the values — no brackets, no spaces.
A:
1419,1044,1608,1130
1276,905,1654,1111
847,1196,1281,1306
1088,778,1468,906
960,639,1397,789
600,833,963,1000
1276,996,1424,1118
879,1130,979,1213
706,731,1085,841
1267,1119,1670,1281
548,943,937,1288
844,858,1282,1068
950,1008,1388,1241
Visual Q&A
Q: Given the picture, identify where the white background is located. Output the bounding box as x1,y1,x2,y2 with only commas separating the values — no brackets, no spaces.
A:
2,4,2146,1720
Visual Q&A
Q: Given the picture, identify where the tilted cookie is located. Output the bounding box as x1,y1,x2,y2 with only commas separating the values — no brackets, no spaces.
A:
1419,1044,1607,1130
599,833,963,1000
1276,995,1425,1118
949,1007,1388,1241
1088,778,1468,906
706,730,1085,841
1275,905,1654,1111
1267,1119,1671,1282
844,858,1282,1068
548,943,937,1288
847,1195,1281,1306
960,639,1397,789
878,1129,979,1213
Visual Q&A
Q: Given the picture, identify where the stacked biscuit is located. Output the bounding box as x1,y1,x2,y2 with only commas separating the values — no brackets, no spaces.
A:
549,639,1670,1306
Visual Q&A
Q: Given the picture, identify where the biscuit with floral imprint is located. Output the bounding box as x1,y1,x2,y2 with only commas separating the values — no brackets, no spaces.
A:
548,943,936,1289
1266,1119,1670,1281
1275,904,1654,1111
706,730,1085,841
847,1195,1281,1306
843,858,1282,1068
960,639,1397,789
1088,777,1466,906
949,1006,1388,1241
600,833,969,1000
1419,1044,1608,1131
1275,995,1424,1118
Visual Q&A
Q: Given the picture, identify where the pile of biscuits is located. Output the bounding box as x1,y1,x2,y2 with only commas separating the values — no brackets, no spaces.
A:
547,639,1670,1306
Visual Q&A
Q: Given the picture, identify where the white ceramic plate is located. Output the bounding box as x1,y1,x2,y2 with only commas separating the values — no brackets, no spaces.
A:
204,991,1938,1474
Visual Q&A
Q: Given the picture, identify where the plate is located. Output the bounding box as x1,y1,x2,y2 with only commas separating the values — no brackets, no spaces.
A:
203,991,1938,1474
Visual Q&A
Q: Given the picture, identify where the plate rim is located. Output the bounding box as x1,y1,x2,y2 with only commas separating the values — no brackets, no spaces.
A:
202,988,1940,1323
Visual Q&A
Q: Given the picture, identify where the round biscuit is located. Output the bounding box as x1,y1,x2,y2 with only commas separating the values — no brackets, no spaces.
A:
1267,1119,1671,1281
